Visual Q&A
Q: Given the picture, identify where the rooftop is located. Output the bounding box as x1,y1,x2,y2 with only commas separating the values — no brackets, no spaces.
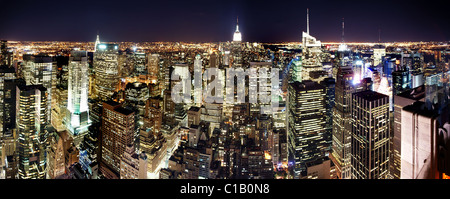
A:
114,107,134,115
403,101,440,119
0,65,15,73
353,90,388,101
104,100,121,107
126,82,148,89
70,51,88,61
290,80,325,91
396,85,425,101
188,106,201,112
17,84,47,92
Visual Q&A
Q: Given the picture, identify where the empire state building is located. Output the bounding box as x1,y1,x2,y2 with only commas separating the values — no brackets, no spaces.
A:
233,17,242,42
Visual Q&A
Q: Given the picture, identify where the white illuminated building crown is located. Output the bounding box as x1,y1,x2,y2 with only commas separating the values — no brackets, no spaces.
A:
233,17,242,42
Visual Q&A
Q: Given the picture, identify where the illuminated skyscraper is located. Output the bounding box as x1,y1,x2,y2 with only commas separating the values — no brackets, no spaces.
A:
64,51,91,145
100,101,135,179
330,67,355,179
0,40,12,67
287,80,327,178
94,34,100,52
331,66,371,179
373,44,386,67
93,43,119,101
16,85,48,179
147,54,160,79
0,65,17,137
124,82,149,121
47,129,66,179
301,9,324,81
321,77,335,152
289,56,302,83
392,67,411,95
351,90,390,179
193,54,202,106
143,96,163,133
133,51,146,76
400,101,444,179
338,18,348,52
51,85,68,132
392,85,425,179
23,55,54,123
232,17,242,42
249,61,274,115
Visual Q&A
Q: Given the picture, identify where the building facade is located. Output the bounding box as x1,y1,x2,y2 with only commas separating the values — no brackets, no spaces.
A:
351,90,390,179
100,101,135,178
93,44,119,101
16,85,48,179
64,51,91,145
287,80,326,178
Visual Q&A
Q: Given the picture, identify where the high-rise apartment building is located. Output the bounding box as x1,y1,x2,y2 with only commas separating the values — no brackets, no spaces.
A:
351,90,390,179
0,65,17,137
100,101,135,178
373,44,386,67
144,97,163,133
321,77,335,153
391,85,425,179
287,80,326,178
147,54,160,80
400,101,442,179
51,85,68,132
330,67,355,179
23,55,54,123
47,130,67,179
93,44,119,101
16,85,48,179
133,52,146,76
331,66,371,179
392,67,411,95
0,40,12,67
64,51,91,145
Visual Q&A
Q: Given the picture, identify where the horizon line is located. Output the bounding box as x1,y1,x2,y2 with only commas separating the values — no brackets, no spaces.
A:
4,40,450,44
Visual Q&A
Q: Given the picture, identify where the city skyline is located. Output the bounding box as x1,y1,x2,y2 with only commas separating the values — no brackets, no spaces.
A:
1,0,450,43
1,0,450,183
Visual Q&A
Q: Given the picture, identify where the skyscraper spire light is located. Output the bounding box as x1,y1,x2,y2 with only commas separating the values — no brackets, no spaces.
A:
307,8,310,35
233,16,242,42
237,16,239,31
94,32,100,52
342,18,345,43
338,18,348,52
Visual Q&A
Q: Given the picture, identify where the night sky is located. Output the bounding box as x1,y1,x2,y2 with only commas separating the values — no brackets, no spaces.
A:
1,0,449,43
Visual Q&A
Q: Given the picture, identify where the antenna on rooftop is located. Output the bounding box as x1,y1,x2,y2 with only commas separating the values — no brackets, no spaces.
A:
307,8,310,34
342,18,345,43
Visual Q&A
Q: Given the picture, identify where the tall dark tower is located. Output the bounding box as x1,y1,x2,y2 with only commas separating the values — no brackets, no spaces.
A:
351,90,390,179
330,66,372,179
287,80,327,178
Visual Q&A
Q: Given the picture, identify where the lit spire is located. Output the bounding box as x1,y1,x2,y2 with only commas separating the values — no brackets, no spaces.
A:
338,17,348,52
233,16,242,42
306,8,309,35
94,31,100,52
342,18,345,43
236,16,239,32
